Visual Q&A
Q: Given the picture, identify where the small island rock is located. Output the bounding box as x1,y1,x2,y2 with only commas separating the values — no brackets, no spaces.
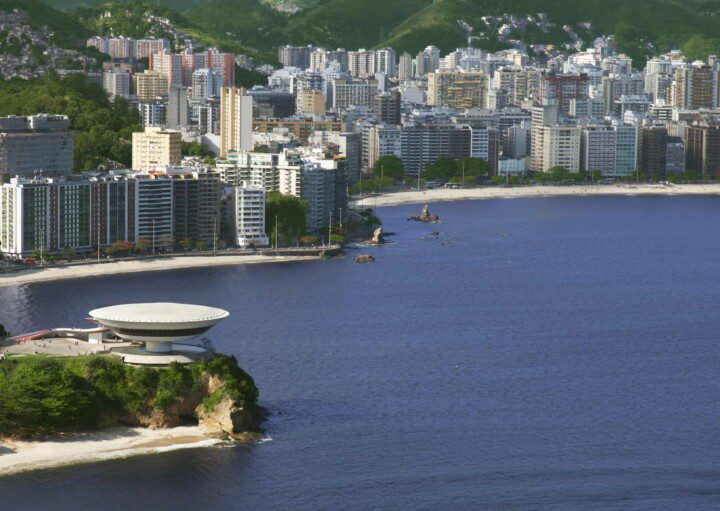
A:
408,204,440,222
355,254,376,263
371,227,385,245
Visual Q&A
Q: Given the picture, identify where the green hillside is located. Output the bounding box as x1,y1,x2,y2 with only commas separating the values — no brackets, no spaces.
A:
34,0,720,63
378,0,720,61
75,0,187,40
41,0,201,10
0,0,88,47
186,0,720,63
277,0,431,50
75,1,278,62
184,0,287,50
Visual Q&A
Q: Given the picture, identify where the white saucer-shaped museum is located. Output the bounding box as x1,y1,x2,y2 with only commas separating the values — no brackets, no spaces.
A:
89,303,229,353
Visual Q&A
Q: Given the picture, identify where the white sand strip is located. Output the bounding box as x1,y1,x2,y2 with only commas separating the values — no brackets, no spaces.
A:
355,183,720,207
0,426,221,476
0,254,316,288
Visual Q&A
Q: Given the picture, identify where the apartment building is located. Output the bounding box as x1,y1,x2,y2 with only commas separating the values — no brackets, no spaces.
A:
134,70,168,101
366,125,401,170
103,67,131,99
253,118,345,144
0,115,73,181
399,124,472,177
674,63,719,110
132,127,182,171
534,125,582,173
171,169,222,245
232,182,269,247
374,91,402,125
219,87,253,157
540,73,590,115
428,71,488,110
332,79,378,111
582,125,616,175
685,123,720,178
639,125,669,180
613,122,639,176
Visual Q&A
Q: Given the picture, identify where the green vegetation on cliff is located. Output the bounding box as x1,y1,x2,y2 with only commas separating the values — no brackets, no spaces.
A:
0,354,258,437
0,73,141,172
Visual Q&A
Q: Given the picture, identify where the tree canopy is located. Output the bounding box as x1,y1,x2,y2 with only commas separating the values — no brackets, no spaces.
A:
265,191,307,246
0,73,141,172
372,155,405,181
181,141,215,159
0,358,95,435
535,166,587,183
422,157,490,182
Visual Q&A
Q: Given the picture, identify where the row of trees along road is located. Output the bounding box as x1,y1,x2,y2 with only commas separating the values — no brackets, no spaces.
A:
350,155,493,194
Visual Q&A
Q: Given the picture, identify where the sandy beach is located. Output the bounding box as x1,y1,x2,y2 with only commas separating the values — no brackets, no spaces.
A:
0,253,316,288
355,183,720,207
0,426,221,476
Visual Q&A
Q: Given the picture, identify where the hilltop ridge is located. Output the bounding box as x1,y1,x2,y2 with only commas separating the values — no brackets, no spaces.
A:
31,0,720,62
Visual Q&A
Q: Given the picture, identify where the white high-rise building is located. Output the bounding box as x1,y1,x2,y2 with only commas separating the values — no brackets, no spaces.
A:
191,68,221,100
535,125,582,173
150,50,183,85
103,67,131,99
233,181,268,247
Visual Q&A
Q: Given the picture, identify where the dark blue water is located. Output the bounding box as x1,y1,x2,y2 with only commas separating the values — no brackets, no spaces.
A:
1,196,719,510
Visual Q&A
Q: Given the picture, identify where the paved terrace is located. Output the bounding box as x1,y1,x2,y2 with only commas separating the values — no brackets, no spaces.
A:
0,338,129,359
0,338,212,366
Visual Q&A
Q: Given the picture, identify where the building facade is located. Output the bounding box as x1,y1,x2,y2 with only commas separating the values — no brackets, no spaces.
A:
132,127,181,171
0,115,73,181
232,182,268,247
220,87,253,158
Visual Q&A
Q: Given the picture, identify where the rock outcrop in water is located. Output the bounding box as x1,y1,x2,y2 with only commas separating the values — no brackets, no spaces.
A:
370,227,385,245
408,204,440,222
355,254,376,263
195,376,262,440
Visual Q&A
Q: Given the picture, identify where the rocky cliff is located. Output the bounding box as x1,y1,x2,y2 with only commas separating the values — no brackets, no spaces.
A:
0,354,262,439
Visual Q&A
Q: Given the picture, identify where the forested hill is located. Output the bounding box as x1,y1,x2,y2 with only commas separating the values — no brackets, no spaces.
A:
31,0,720,62
0,0,87,47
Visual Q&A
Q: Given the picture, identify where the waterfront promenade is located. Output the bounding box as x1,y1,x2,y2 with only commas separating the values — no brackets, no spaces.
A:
0,247,341,288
